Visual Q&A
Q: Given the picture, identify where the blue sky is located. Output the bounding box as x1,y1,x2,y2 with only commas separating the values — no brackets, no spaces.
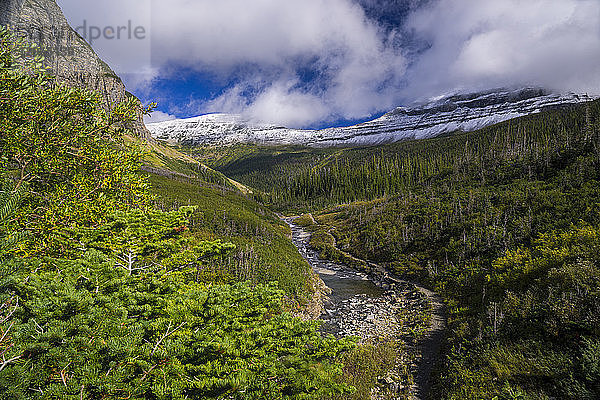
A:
57,0,600,128
138,0,429,129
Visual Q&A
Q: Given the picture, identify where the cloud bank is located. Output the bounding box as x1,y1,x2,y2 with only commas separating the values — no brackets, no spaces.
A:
57,0,600,128
404,0,600,101
146,0,407,127
143,110,176,124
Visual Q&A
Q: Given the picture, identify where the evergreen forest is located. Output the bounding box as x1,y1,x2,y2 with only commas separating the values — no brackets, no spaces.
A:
193,93,600,398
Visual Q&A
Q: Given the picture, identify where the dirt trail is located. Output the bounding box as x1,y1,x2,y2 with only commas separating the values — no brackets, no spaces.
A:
410,287,446,399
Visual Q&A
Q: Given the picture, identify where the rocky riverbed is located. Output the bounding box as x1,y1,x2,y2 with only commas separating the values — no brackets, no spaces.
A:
285,217,445,399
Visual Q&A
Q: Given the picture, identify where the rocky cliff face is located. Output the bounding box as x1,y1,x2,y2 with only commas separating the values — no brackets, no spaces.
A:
0,0,150,139
149,88,594,148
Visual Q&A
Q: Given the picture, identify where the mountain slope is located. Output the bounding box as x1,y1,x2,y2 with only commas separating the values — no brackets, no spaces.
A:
200,97,600,399
149,88,593,147
127,135,252,195
0,0,150,138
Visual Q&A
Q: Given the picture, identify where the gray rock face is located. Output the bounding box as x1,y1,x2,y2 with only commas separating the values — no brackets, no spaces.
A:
0,0,149,138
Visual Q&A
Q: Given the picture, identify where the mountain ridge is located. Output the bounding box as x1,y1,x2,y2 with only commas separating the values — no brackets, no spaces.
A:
149,88,594,147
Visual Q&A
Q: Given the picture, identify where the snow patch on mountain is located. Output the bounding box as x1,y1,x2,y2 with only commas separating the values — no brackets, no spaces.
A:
148,88,594,147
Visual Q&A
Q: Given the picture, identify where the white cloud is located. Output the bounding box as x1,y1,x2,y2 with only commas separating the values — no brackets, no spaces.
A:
58,0,407,128
148,0,408,127
143,110,176,124
199,78,332,127
403,0,600,100
246,81,331,127
151,0,381,68
56,0,600,128
57,0,152,77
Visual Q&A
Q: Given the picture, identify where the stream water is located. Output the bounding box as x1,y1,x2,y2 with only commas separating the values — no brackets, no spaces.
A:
284,217,416,341
285,217,447,399
286,218,384,305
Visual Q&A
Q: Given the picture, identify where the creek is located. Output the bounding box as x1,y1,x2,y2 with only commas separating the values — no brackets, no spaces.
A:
284,217,447,399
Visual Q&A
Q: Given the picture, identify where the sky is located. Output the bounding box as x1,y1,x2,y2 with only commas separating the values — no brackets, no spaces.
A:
56,0,600,128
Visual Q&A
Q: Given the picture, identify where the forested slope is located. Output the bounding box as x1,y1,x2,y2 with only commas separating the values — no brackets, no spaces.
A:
0,28,356,399
123,137,315,300
198,100,600,211
198,98,600,399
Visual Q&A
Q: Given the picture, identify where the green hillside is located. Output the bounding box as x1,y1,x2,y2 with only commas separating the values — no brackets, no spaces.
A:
146,173,314,300
195,101,600,211
126,134,313,301
0,28,352,399
191,99,600,399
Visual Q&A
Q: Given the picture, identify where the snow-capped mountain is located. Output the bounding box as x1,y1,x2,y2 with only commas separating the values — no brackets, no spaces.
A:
148,88,593,147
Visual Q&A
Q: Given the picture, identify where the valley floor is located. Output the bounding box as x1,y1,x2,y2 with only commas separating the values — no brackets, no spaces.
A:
287,216,447,400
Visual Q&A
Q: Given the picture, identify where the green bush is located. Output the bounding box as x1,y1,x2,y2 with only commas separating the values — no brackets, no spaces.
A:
0,27,150,255
0,254,354,399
